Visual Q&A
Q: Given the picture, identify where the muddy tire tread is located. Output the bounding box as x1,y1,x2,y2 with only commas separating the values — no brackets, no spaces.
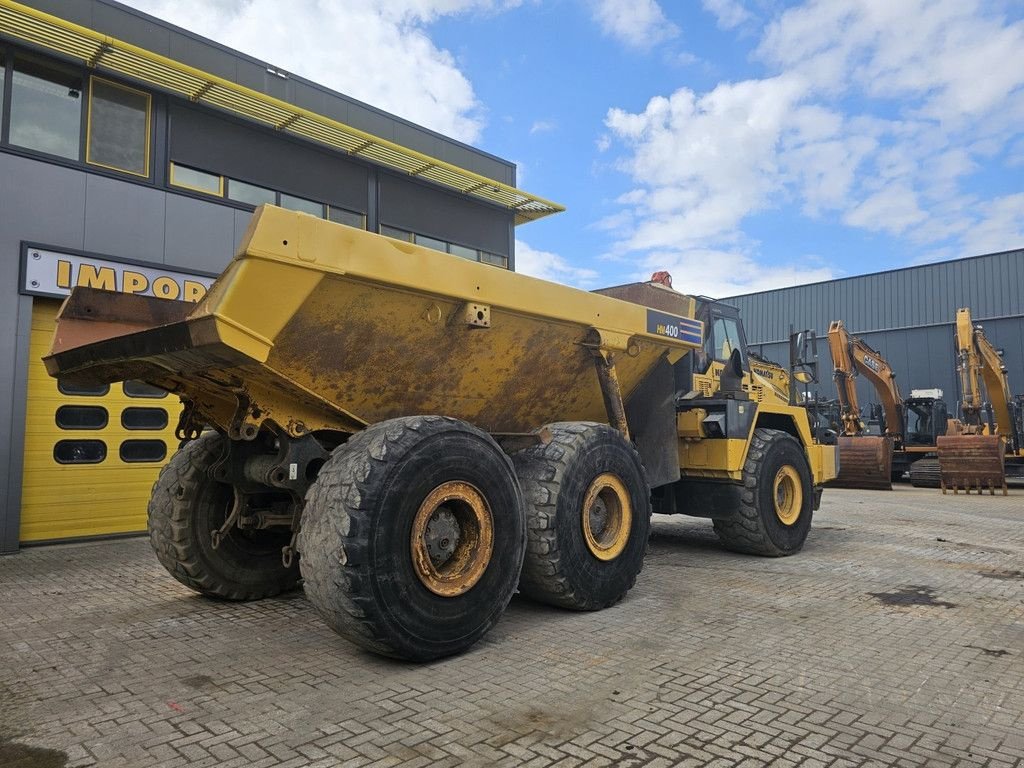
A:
513,422,650,610
712,427,810,557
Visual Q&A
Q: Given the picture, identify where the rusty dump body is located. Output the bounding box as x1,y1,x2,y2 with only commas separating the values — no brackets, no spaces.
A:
45,206,701,441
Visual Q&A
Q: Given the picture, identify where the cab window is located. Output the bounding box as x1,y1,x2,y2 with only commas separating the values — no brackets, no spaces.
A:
708,317,744,364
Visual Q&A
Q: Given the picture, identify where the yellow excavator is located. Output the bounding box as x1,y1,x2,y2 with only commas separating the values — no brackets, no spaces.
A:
825,320,954,490
937,308,1024,494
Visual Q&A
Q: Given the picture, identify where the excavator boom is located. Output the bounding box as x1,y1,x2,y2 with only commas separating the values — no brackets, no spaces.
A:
825,320,900,490
939,308,1018,494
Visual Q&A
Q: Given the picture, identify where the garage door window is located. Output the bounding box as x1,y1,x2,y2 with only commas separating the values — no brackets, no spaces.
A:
123,380,167,398
121,407,169,430
58,381,110,397
56,405,108,430
119,440,168,463
54,440,106,464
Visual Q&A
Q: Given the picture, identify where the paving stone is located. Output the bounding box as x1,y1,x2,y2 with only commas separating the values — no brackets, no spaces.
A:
1,485,1022,766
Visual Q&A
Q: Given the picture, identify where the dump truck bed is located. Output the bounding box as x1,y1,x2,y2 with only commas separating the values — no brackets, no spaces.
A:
45,206,702,440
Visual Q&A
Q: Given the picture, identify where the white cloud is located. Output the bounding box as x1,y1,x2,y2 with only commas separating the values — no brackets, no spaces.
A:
843,184,927,236
601,1,1024,287
758,1,1024,122
702,0,752,30
118,0,519,143
634,248,834,298
530,120,557,135
514,240,599,287
961,193,1024,256
590,0,679,49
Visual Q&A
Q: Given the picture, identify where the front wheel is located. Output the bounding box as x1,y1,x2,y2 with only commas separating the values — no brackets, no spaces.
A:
298,416,526,661
713,428,814,556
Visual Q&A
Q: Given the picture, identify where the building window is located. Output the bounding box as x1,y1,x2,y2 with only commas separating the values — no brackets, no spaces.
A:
123,380,168,398
9,59,83,160
280,193,324,217
121,407,169,430
119,439,168,463
56,405,108,430
0,53,6,128
169,163,223,195
380,225,412,242
414,233,447,253
86,77,151,177
54,439,106,465
480,252,509,269
449,243,477,261
228,178,275,206
328,206,365,229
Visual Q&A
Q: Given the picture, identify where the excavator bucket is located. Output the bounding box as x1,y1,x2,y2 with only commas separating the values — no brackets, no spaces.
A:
830,436,894,490
937,435,1007,495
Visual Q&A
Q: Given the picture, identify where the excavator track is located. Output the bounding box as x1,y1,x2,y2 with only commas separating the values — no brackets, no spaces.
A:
830,436,894,490
936,435,1007,495
908,458,941,488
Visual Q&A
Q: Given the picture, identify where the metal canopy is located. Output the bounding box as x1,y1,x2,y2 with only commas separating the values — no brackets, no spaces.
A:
0,0,564,225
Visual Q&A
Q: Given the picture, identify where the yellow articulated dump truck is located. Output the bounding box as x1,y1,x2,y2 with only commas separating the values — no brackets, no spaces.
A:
45,206,838,661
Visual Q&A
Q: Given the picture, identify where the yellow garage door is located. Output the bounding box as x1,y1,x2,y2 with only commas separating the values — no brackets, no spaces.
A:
20,299,182,543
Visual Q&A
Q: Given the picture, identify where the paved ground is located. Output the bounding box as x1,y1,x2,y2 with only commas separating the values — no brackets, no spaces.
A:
1,484,1022,768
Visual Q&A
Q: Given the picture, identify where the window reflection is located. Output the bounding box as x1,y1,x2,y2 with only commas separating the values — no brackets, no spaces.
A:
88,77,150,175
10,60,82,160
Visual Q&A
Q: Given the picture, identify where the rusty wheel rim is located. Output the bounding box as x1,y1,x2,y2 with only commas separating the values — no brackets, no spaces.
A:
581,473,632,561
410,481,493,597
773,465,802,526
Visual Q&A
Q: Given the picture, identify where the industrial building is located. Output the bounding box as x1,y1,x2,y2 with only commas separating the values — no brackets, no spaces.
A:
0,0,561,554
726,248,1024,424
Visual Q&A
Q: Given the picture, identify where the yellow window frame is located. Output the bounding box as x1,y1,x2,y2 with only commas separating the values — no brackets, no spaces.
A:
85,75,152,178
169,162,224,196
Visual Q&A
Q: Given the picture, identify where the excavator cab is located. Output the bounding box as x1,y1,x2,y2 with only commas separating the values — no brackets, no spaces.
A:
904,392,949,447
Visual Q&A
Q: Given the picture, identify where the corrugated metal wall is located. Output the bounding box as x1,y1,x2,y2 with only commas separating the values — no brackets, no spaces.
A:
725,249,1024,413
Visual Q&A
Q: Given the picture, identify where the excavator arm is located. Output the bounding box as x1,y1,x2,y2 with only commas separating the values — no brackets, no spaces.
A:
826,320,900,490
955,308,1014,436
939,307,1016,494
827,321,903,440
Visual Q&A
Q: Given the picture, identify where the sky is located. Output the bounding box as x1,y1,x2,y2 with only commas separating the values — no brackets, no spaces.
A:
120,0,1024,298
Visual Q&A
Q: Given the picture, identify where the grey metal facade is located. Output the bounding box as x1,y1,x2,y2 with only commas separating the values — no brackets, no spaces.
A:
0,0,526,553
724,249,1024,417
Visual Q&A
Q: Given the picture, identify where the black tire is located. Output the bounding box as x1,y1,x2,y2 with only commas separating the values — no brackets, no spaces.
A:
298,416,526,661
148,433,300,600
512,422,651,610
713,428,814,557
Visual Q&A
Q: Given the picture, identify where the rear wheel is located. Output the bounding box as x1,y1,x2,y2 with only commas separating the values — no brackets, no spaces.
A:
148,433,299,600
298,416,526,661
512,422,651,610
713,428,813,556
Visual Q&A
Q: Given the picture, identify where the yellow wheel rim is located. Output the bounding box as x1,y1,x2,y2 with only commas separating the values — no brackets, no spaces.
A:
773,465,803,526
581,473,632,561
410,481,493,597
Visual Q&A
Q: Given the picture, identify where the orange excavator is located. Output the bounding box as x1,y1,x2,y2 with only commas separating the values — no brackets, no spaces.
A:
937,308,1024,494
826,321,954,490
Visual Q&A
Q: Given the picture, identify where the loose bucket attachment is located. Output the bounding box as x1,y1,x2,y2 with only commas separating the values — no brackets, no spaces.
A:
936,435,1007,495
829,436,894,490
